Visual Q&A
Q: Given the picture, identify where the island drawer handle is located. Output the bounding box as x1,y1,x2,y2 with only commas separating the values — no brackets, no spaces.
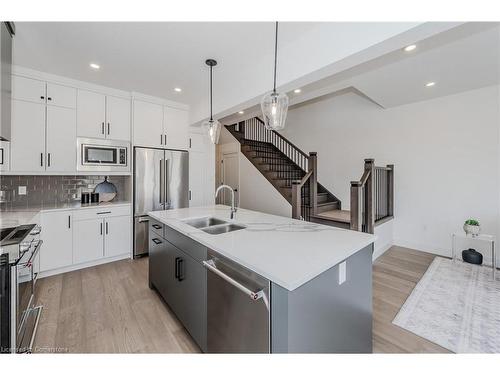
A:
203,259,264,301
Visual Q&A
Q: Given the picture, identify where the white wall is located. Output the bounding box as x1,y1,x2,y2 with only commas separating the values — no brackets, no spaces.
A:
218,127,291,217
280,85,500,259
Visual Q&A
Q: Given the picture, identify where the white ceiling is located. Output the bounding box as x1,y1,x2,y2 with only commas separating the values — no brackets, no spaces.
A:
351,24,500,108
12,22,318,106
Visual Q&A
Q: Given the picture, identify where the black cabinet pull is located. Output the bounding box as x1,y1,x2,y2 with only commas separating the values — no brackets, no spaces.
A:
107,122,110,135
100,222,103,235
152,238,162,245
47,97,52,101
97,211,111,215
160,134,163,145
178,258,184,281
101,122,105,134
152,224,162,230
40,153,43,167
105,221,108,235
40,96,45,100
47,153,51,167
175,257,180,279
68,215,71,229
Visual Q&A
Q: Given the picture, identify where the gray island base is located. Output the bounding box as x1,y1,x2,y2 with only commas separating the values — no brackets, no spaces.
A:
148,206,374,354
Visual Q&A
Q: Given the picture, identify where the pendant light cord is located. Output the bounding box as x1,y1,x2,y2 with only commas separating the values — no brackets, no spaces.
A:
209,65,213,121
273,21,278,94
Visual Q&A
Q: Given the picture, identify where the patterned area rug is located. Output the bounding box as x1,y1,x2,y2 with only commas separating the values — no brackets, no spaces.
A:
393,257,500,353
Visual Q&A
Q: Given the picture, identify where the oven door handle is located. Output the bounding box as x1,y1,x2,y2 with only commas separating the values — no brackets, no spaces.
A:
20,240,43,267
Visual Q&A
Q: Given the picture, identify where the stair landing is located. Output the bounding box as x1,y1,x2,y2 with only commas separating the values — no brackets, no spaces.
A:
314,209,351,224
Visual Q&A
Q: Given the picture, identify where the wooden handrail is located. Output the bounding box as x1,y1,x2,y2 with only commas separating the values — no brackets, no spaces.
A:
296,170,313,188
350,159,394,234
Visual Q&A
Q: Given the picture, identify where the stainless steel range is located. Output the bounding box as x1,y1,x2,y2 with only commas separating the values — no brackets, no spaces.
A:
0,224,43,353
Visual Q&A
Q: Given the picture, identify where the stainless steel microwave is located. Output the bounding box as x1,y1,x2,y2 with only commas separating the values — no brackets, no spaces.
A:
77,138,130,172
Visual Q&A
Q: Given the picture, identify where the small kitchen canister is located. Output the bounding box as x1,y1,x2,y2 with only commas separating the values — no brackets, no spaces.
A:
81,192,90,204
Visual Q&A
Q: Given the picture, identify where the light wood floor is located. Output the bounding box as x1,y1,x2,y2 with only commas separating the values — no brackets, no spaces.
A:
372,246,450,353
33,246,449,353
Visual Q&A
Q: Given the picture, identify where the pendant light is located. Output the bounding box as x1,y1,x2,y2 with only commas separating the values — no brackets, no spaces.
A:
202,59,221,144
261,22,289,131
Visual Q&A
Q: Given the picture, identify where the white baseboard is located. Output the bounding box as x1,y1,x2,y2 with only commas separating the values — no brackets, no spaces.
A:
38,253,131,279
373,241,393,261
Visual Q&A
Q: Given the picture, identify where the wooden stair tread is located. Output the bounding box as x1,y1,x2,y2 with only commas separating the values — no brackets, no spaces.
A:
313,209,351,223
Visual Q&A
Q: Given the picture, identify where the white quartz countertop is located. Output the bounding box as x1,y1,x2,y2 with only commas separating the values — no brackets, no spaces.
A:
148,205,376,291
0,201,131,229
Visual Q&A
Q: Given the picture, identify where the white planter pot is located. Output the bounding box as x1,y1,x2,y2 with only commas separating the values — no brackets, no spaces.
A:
464,223,481,237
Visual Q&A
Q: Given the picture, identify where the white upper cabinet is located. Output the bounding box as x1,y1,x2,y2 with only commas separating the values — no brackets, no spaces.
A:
106,96,131,142
133,99,164,148
77,90,130,141
12,76,76,109
12,75,46,104
11,100,46,172
164,106,189,150
46,106,77,172
46,83,77,109
77,89,106,139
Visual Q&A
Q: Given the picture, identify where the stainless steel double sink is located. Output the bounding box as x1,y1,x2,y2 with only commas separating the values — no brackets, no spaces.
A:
182,217,246,235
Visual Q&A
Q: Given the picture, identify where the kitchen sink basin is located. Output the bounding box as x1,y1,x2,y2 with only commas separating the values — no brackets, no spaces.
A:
183,217,227,228
201,224,246,235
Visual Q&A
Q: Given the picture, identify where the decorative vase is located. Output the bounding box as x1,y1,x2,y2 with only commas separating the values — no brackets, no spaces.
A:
463,223,481,237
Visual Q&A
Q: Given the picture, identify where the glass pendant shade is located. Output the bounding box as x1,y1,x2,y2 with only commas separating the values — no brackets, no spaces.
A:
261,91,289,131
203,118,221,144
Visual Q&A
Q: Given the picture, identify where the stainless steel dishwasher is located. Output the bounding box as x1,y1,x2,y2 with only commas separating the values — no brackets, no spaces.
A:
203,250,270,353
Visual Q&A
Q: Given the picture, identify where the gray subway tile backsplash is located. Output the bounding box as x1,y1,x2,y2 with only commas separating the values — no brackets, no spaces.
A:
0,175,130,208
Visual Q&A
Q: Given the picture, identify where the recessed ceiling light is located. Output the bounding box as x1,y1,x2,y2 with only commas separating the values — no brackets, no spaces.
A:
238,111,244,115
425,82,436,87
294,88,302,94
174,87,182,92
89,63,100,70
403,44,417,52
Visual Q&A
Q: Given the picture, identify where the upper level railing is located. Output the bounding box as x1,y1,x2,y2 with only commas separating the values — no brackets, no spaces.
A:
350,159,394,233
238,117,309,172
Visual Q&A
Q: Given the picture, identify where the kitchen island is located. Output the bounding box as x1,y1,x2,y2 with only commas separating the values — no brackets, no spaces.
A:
148,205,375,353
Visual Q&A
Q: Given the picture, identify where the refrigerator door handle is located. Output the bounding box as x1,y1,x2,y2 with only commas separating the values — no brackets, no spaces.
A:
165,158,169,209
159,158,164,206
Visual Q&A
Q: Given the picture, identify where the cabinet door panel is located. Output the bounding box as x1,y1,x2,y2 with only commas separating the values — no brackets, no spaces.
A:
12,75,46,104
189,151,206,207
173,248,206,350
164,106,188,150
46,106,77,172
10,100,46,172
104,216,131,257
133,100,163,147
40,211,73,272
149,232,177,307
106,96,131,141
73,219,104,264
77,89,106,139
46,83,77,109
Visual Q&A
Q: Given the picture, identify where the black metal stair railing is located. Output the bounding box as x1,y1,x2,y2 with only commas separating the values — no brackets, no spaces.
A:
238,117,310,172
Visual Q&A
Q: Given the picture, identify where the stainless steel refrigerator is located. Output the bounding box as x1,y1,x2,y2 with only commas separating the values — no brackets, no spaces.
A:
134,147,189,257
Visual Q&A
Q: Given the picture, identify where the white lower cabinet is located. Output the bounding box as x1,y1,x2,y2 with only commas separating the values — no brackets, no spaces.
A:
40,210,73,272
73,218,105,264
40,206,131,275
104,215,131,258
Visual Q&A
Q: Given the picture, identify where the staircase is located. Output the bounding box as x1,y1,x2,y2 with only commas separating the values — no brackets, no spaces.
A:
226,117,394,233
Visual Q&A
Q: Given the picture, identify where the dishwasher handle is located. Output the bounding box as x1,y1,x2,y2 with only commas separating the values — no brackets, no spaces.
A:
203,259,264,301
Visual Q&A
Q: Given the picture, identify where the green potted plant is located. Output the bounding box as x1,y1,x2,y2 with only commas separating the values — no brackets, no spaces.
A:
463,219,481,237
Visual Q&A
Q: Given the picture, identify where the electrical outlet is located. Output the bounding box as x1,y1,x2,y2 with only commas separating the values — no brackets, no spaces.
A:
18,186,27,195
338,261,347,285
